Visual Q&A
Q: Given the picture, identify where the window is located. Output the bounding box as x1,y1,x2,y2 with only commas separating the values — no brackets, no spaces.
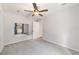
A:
14,23,29,35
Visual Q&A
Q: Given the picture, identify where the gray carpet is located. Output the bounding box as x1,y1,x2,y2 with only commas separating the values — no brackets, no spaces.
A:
1,39,71,55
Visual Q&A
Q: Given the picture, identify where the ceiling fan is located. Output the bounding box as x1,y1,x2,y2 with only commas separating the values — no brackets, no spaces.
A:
24,3,48,16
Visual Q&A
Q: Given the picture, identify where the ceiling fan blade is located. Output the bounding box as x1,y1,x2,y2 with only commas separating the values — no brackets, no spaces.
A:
39,9,48,12
39,14,43,16
24,10,33,12
32,3,38,10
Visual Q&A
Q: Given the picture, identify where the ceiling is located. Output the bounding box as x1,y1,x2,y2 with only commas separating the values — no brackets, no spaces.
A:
1,3,78,17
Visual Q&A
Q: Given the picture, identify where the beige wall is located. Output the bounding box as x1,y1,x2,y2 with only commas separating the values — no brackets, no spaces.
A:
3,12,33,45
43,4,79,52
0,3,43,52
0,4,4,52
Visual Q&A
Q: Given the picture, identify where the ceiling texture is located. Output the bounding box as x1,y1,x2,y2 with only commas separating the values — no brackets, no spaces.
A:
1,3,78,17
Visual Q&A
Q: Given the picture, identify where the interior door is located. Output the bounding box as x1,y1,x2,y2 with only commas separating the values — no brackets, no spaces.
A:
33,21,43,39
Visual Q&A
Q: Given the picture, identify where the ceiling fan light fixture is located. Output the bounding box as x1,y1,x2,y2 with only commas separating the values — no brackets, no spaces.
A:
24,3,48,17
33,11,39,15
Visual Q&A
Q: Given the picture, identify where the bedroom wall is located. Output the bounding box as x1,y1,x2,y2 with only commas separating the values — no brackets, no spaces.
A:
0,4,4,52
43,4,79,52
3,12,33,45
1,3,43,46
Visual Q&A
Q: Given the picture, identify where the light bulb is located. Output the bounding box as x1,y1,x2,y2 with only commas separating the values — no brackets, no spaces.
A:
33,11,39,15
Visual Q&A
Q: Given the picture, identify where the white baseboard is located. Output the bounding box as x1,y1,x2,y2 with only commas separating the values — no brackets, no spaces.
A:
0,46,3,53
33,35,43,40
4,37,32,46
43,37,79,53
4,35,43,46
